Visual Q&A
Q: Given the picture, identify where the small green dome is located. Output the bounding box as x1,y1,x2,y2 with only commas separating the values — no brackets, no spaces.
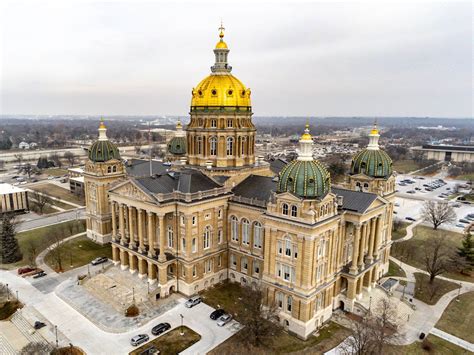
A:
278,160,331,199
88,140,120,162
350,149,392,178
168,136,187,155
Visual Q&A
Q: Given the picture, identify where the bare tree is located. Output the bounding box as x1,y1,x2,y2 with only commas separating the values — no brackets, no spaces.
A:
50,229,64,272
237,285,281,347
421,201,456,230
48,153,62,168
14,153,23,165
29,192,53,215
63,151,76,166
20,341,54,354
25,239,39,267
341,316,375,355
424,235,453,283
21,163,34,179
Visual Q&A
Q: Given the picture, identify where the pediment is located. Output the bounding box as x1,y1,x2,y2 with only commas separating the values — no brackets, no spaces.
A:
276,192,303,202
108,180,155,203
366,196,387,212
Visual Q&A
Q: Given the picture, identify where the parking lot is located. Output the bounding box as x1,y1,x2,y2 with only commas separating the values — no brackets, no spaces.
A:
394,174,473,232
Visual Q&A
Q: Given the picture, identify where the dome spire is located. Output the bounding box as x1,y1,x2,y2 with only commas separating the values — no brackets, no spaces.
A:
175,119,185,137
367,119,380,150
212,21,231,73
298,123,314,161
98,118,108,141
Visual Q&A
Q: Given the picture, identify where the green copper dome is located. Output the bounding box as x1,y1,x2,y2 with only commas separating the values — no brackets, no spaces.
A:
88,140,120,162
278,160,331,199
350,149,392,178
168,136,187,155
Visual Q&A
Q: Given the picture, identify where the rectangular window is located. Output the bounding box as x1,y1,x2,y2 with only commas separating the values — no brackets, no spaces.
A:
277,241,282,255
192,265,197,277
283,264,291,281
218,209,222,219
231,254,236,268
218,229,223,244
181,238,186,253
242,259,248,272
192,238,197,253
285,239,292,256
294,245,298,259
181,267,186,277
192,216,197,225
254,261,260,275
218,255,222,267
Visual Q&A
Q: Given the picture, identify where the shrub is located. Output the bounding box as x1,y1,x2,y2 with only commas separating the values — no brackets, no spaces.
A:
125,304,139,317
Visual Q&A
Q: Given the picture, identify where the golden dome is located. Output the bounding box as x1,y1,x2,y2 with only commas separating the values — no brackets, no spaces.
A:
301,123,312,140
215,40,228,49
191,74,251,107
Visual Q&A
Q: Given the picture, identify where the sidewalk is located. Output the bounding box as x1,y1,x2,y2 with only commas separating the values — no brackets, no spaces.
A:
431,328,474,352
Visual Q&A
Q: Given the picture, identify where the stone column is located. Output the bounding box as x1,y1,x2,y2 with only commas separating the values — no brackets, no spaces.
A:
112,245,120,265
129,253,137,274
347,278,356,300
358,223,366,269
148,262,157,284
349,224,361,274
158,265,167,285
120,249,129,270
119,204,125,245
373,216,382,259
158,215,166,262
128,206,136,249
138,258,146,278
147,212,156,258
367,218,376,263
111,202,117,242
137,209,144,253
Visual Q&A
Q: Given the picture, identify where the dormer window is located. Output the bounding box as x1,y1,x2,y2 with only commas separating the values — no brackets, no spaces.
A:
282,203,289,215
291,205,298,217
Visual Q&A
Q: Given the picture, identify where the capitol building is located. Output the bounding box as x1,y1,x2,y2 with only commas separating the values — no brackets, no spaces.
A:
84,27,395,339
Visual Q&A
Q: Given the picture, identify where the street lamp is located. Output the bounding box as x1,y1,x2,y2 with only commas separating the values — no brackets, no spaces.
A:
369,296,372,313
180,314,184,335
55,325,58,348
6,284,9,301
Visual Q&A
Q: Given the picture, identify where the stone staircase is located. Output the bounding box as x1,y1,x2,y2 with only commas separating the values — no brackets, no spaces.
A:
11,310,47,345
0,333,16,355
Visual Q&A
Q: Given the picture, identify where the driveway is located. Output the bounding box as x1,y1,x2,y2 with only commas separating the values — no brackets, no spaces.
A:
0,269,238,354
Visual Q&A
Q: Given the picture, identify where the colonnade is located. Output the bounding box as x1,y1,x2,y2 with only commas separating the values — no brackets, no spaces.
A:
111,201,167,262
349,215,383,275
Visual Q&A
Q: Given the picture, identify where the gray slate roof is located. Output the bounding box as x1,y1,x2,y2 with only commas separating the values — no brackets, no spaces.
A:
134,169,221,194
126,159,170,178
232,175,277,202
332,187,378,213
268,158,288,174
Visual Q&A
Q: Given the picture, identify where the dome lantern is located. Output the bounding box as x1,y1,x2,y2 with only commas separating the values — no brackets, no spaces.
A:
367,122,380,150
211,22,232,74
88,120,121,163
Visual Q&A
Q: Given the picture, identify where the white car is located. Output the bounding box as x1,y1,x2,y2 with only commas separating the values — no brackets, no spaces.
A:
130,334,149,346
217,313,232,326
185,295,201,308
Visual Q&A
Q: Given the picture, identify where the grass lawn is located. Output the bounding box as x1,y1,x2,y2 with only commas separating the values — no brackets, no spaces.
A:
45,235,112,272
202,282,350,354
386,334,471,354
391,225,473,283
414,273,460,305
435,291,474,343
0,220,86,270
129,326,200,355
456,174,474,181
392,159,419,174
42,168,68,176
30,183,84,205
392,222,409,240
386,260,407,278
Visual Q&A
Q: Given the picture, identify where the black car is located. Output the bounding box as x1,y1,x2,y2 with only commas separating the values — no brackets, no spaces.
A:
151,322,171,336
33,271,47,279
210,309,226,320
34,321,46,329
405,217,416,222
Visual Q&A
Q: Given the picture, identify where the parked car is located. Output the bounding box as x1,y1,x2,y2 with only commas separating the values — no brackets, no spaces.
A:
405,217,416,222
415,187,421,191
459,219,470,224
91,257,108,265
394,203,400,207
406,190,416,194
34,321,46,329
18,267,36,275
130,334,150,346
456,224,465,228
210,309,226,320
217,314,232,327
185,295,202,308
33,271,47,279
151,322,171,336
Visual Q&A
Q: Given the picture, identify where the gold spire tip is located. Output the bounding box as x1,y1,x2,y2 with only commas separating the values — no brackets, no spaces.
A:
218,21,225,39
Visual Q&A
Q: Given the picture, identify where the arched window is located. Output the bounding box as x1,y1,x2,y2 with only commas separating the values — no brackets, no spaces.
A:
241,257,248,271
167,226,174,248
192,238,197,253
230,216,238,241
241,137,246,155
197,136,202,154
285,237,292,256
282,203,289,215
287,296,292,312
112,165,117,172
291,205,298,217
107,166,112,173
253,222,262,248
226,137,234,156
277,292,284,309
203,225,212,249
242,219,250,245
209,136,217,156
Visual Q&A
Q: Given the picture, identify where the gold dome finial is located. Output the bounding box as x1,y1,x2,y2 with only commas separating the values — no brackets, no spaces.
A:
99,118,106,129
301,121,312,141
370,119,379,135
176,119,182,129
219,20,225,39
215,21,228,49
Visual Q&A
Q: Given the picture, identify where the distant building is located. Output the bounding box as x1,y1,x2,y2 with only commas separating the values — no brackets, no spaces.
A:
0,183,29,214
18,142,30,149
412,145,474,163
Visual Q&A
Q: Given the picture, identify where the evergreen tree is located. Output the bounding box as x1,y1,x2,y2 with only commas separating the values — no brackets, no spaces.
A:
0,214,22,264
458,233,474,264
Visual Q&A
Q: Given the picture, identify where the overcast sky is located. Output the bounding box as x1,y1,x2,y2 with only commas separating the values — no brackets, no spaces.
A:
1,1,472,117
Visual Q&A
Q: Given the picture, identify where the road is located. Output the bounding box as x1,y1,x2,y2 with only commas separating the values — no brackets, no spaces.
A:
0,267,239,355
16,208,85,232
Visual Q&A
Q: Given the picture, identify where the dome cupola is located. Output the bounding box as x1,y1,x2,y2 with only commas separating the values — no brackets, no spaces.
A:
88,120,120,163
350,122,393,178
168,120,187,156
278,124,331,199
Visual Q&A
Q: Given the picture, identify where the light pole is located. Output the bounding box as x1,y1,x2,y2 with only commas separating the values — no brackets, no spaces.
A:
6,284,9,301
369,296,372,313
457,282,462,301
70,251,73,268
16,290,18,301
55,325,58,348
180,314,184,335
